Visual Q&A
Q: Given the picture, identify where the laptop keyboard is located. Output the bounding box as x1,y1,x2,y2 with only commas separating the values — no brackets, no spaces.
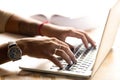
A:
50,44,96,73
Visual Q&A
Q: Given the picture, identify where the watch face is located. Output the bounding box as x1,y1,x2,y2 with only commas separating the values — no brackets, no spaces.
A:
8,46,22,61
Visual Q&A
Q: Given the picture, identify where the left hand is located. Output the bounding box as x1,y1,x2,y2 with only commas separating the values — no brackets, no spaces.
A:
41,23,96,48
16,36,77,68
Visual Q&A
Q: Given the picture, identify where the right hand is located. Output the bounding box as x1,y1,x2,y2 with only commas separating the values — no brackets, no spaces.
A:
41,24,96,48
16,36,77,68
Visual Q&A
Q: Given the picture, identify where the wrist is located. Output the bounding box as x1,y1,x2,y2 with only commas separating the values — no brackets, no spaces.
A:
16,39,27,55
38,21,48,35
0,43,10,64
7,41,22,61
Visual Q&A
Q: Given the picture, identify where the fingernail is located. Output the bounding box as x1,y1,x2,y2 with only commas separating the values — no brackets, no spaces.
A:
59,67,63,70
59,65,63,69
74,59,77,64
70,61,73,65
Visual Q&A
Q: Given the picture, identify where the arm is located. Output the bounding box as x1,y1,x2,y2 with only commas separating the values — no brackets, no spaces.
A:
0,43,10,64
0,10,42,36
5,14,42,36
0,10,96,68
3,10,96,48
0,40,25,64
0,37,77,68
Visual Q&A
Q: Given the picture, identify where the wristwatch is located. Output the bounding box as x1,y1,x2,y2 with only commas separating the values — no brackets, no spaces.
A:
7,41,22,61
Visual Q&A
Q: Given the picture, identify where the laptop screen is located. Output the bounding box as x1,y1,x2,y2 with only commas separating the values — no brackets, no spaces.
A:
92,0,120,76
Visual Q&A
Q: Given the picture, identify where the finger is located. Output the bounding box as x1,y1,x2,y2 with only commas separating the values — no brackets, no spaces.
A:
51,38,77,63
48,55,63,69
55,49,72,65
52,38,69,47
77,30,96,47
71,32,89,48
79,34,89,48
53,38,76,52
65,31,89,48
84,33,96,47
65,42,75,52
60,45,77,64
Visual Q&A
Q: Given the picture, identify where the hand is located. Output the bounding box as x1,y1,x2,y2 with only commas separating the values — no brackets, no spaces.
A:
16,36,76,68
41,24,96,48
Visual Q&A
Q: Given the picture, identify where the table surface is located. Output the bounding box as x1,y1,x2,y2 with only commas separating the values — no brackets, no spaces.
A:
0,0,120,80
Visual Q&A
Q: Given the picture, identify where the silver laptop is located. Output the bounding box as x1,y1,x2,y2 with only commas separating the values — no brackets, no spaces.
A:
19,2,119,78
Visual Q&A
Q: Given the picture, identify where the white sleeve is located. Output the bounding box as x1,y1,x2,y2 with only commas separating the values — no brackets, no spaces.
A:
0,10,12,33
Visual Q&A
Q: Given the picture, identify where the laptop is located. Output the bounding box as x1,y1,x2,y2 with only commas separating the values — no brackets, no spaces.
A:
0,0,118,78
19,1,119,78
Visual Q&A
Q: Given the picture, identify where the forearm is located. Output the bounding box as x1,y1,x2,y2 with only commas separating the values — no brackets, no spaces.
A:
0,40,26,64
5,14,42,36
0,43,10,64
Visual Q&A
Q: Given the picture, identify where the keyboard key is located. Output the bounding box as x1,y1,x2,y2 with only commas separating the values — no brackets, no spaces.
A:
50,43,96,74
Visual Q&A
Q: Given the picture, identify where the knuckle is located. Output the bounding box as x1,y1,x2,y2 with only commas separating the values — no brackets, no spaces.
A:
55,49,64,55
80,33,85,38
51,37,57,41
83,32,88,36
63,45,70,51
67,28,73,33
